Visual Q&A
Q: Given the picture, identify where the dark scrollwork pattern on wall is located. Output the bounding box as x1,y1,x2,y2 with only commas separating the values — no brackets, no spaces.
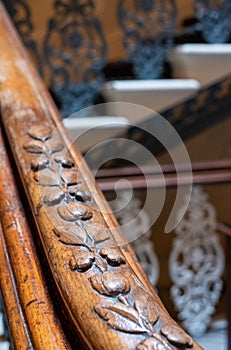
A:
118,0,177,79
194,0,231,43
3,0,43,76
44,0,107,117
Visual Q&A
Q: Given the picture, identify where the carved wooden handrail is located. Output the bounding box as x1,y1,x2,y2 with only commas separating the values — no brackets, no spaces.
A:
0,130,71,349
0,3,203,349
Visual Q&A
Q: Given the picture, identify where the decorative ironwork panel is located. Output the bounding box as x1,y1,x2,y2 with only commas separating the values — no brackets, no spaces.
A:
112,190,160,286
44,0,107,117
169,186,225,336
118,0,177,79
194,0,231,43
3,0,42,75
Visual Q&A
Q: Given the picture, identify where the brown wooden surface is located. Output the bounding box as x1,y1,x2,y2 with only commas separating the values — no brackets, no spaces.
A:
0,129,71,350
0,223,32,350
0,3,203,349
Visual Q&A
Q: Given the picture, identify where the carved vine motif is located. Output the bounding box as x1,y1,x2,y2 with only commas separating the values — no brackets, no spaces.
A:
24,124,195,349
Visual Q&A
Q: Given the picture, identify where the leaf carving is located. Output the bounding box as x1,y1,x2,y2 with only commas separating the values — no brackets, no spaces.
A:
23,140,45,154
99,248,126,266
54,225,88,244
90,271,130,296
93,229,110,244
57,206,76,221
34,169,60,186
54,152,75,168
95,302,146,334
28,125,52,141
102,271,130,295
31,157,49,171
67,202,93,220
68,185,79,195
160,325,193,348
46,139,64,153
89,275,108,295
134,295,159,326
57,202,93,222
69,251,95,271
75,191,91,203
136,337,171,350
68,202,88,216
43,190,64,206
61,169,79,185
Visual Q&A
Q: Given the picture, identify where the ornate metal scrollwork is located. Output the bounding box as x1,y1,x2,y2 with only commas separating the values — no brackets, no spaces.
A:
112,190,160,286
118,0,177,79
3,0,43,75
169,186,225,336
194,0,231,43
44,0,107,117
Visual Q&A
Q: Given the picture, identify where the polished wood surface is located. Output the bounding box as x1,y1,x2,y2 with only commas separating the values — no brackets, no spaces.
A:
0,2,203,349
0,130,71,350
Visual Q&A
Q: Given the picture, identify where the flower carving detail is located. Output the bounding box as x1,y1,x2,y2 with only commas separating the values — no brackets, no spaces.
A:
24,124,196,350
69,246,126,273
58,202,93,222
69,249,95,272
24,124,92,216
90,270,130,296
99,248,126,266
160,325,193,348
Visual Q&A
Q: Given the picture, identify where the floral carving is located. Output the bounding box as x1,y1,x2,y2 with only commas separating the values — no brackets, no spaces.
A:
69,250,95,272
33,167,82,206
28,124,53,141
57,202,93,221
137,338,168,350
160,325,193,348
93,286,192,350
69,247,127,273
95,302,147,334
99,248,126,266
90,270,130,296
24,124,196,350
23,125,93,217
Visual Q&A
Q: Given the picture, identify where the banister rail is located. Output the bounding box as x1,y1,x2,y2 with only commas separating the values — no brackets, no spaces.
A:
0,2,203,349
0,129,71,350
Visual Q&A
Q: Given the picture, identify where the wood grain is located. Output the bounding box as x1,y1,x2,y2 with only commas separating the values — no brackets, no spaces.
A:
0,3,203,349
0,222,32,350
0,129,71,350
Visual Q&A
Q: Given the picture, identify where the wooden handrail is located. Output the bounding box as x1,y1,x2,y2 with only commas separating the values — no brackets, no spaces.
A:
0,130,71,349
0,3,203,349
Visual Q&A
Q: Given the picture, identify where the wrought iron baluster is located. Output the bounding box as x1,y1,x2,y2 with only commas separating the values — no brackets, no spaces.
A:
118,0,177,79
194,0,231,43
169,186,225,336
2,0,43,76
112,190,160,286
44,0,107,117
